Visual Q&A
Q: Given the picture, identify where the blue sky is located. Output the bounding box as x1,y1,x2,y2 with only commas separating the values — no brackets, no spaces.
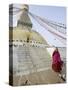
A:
9,4,66,47
29,5,66,47
29,5,66,24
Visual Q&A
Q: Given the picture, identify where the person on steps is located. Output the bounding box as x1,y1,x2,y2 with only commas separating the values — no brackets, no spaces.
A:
52,47,65,81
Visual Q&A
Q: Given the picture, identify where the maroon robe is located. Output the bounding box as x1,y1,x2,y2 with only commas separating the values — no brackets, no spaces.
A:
52,50,63,72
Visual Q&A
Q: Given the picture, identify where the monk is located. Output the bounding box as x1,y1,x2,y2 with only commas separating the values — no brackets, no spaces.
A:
52,47,63,73
52,47,65,81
